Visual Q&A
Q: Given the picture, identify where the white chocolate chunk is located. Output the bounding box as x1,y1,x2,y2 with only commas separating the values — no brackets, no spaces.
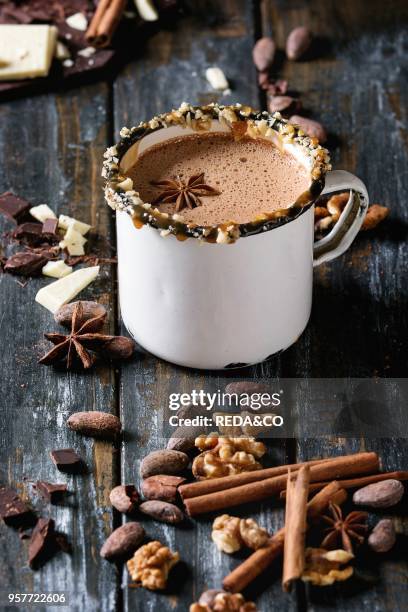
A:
59,225,87,256
35,266,100,313
205,67,229,91
0,25,57,81
66,12,88,31
55,41,71,61
42,260,73,278
58,214,91,235
134,0,159,21
77,47,96,58
30,204,57,222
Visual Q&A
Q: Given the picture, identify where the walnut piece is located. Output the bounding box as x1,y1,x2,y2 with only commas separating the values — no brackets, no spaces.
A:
212,515,269,553
301,547,354,586
361,204,389,230
239,518,270,550
193,435,266,480
127,540,179,590
190,591,257,611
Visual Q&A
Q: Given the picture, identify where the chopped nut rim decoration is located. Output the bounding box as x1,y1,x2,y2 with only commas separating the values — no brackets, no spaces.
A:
151,172,221,212
103,102,331,244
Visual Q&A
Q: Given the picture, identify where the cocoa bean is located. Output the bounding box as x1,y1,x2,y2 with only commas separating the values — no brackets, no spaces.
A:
368,519,396,553
286,26,313,60
67,411,121,439
267,95,301,116
141,475,186,503
100,336,135,359
353,479,404,508
100,522,145,561
109,485,140,513
55,301,107,328
139,500,184,524
140,450,189,478
224,381,269,396
252,37,276,72
289,115,327,143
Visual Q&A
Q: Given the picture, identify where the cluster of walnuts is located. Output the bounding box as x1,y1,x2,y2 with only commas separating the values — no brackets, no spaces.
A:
192,434,267,480
127,540,179,590
212,514,270,554
315,192,388,239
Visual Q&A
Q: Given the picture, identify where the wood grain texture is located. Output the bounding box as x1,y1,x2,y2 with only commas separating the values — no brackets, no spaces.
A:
0,84,119,612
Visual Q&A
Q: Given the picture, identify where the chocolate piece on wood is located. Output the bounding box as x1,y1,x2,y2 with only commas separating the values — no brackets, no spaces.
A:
4,252,49,276
0,192,31,222
0,487,36,528
49,448,84,473
36,481,68,503
42,218,59,238
12,222,44,245
28,518,56,569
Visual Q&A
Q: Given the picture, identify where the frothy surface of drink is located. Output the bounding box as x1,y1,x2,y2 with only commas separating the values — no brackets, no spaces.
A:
128,132,310,225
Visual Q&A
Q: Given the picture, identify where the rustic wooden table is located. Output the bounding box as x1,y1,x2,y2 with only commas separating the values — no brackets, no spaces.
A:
0,1,407,610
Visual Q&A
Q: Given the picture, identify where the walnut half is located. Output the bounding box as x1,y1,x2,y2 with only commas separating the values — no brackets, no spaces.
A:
127,540,179,590
193,435,266,480
190,590,257,611
301,547,354,586
212,515,269,553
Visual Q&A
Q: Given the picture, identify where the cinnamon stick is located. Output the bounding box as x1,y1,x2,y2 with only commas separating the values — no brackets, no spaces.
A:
184,452,378,516
279,470,408,499
282,467,310,591
222,481,347,593
86,0,126,47
179,456,336,500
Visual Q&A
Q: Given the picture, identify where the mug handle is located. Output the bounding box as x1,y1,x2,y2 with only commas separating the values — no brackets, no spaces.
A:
313,170,369,266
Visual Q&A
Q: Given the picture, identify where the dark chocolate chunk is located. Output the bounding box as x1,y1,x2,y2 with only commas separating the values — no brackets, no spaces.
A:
0,192,31,222
0,487,35,528
12,222,44,245
50,448,84,473
36,481,68,503
42,218,59,237
4,252,48,276
28,518,56,569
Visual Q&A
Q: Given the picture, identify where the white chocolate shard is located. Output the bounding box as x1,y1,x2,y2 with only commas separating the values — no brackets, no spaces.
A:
205,67,229,91
78,47,96,58
66,13,88,31
55,41,71,61
0,25,57,81
59,225,87,256
35,266,100,313
30,204,57,222
134,0,159,21
58,214,91,235
42,260,73,278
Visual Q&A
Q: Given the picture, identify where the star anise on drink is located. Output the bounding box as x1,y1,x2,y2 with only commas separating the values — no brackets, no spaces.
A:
151,172,221,213
39,301,135,369
320,503,368,554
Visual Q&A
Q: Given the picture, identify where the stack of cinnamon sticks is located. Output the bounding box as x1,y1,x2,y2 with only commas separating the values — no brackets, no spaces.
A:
86,0,127,47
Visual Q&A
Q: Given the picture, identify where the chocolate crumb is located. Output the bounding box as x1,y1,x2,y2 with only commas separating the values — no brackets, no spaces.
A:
0,486,36,528
49,449,84,473
0,192,31,223
35,481,67,503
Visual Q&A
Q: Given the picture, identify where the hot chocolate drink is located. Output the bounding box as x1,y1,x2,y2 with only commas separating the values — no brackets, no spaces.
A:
127,132,311,226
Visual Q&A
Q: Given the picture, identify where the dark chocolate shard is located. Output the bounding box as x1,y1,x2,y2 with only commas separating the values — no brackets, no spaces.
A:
0,192,31,223
36,481,68,503
42,218,59,238
12,222,44,245
0,486,36,528
49,448,84,473
4,252,48,276
28,518,56,569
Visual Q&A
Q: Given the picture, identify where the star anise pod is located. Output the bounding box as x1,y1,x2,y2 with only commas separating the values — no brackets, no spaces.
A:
321,503,368,554
151,172,221,213
39,302,135,369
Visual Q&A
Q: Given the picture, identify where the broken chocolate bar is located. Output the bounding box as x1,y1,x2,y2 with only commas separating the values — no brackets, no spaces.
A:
12,222,44,246
50,448,84,473
4,252,49,276
36,481,67,503
42,218,59,237
0,486,35,528
0,192,31,222
28,518,56,569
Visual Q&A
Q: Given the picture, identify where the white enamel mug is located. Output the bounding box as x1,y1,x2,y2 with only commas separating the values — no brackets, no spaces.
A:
104,104,369,369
